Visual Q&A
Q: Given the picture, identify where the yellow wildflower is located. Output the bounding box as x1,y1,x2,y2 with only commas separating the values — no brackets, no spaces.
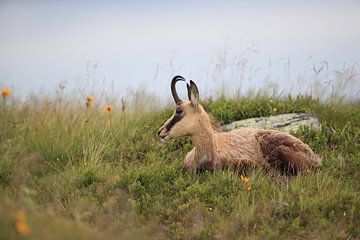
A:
2,88,10,97
244,185,251,191
86,95,93,103
240,175,250,183
86,96,93,108
12,210,31,235
16,221,31,235
103,105,113,113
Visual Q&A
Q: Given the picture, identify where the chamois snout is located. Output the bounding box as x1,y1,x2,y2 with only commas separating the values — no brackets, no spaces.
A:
157,126,170,142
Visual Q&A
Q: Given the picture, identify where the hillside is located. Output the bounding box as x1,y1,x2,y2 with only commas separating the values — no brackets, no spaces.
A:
1,94,359,239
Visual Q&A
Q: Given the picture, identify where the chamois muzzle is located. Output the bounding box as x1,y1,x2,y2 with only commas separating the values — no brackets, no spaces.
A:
157,126,169,142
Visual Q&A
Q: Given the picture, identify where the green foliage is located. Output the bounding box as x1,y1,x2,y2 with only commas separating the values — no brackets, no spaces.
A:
75,170,99,189
0,94,359,239
203,94,318,124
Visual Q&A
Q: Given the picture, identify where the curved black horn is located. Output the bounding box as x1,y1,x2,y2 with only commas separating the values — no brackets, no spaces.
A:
171,75,185,104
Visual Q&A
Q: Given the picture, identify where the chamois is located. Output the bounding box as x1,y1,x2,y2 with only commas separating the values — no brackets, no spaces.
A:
157,75,322,174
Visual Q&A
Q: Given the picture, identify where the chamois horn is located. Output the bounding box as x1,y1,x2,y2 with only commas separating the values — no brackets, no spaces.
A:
171,75,185,104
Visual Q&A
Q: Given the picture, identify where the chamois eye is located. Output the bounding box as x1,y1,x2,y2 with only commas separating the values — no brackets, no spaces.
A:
176,108,183,114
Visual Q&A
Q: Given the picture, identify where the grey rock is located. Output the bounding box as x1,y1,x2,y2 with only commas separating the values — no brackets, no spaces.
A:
221,113,320,133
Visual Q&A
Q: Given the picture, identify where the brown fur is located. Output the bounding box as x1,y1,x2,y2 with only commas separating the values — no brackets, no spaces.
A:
158,80,322,175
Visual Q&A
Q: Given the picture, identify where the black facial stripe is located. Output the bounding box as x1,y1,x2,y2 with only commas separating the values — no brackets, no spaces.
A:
165,114,183,131
176,107,183,114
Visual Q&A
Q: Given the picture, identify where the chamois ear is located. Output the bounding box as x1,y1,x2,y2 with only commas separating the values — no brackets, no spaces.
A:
187,80,199,110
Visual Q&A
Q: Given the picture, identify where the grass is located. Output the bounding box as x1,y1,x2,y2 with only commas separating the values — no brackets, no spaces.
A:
0,92,360,239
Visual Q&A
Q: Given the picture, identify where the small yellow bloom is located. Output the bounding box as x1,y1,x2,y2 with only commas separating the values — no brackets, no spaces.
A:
2,88,10,97
12,210,31,235
86,95,93,103
16,221,31,235
86,96,93,108
240,175,250,183
244,185,251,191
103,105,113,113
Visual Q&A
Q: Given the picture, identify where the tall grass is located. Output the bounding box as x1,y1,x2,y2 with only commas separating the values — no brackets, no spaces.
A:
0,86,359,239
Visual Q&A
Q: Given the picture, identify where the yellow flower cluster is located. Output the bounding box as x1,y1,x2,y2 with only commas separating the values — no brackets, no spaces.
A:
240,175,250,183
12,210,31,235
85,95,114,114
1,89,115,115
240,175,251,191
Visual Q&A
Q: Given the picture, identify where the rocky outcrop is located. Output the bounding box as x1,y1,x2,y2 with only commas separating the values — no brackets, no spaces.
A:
222,113,320,133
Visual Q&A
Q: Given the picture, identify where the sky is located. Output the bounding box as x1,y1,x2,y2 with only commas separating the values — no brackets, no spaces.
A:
0,0,360,101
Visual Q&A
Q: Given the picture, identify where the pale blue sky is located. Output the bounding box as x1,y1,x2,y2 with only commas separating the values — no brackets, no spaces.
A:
0,0,359,100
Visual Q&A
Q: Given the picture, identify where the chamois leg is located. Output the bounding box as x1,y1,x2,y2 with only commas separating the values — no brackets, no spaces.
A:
183,149,197,172
262,161,282,177
262,161,290,184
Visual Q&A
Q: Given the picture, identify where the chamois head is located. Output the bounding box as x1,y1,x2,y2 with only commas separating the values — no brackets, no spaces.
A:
157,75,210,141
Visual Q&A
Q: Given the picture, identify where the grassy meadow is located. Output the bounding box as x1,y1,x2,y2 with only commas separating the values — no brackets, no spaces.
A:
0,88,360,239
